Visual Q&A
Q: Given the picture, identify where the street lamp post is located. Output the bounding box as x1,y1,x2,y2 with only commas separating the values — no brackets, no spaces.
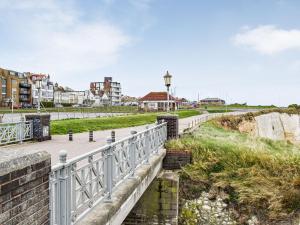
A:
163,71,172,112
11,89,14,113
36,80,42,114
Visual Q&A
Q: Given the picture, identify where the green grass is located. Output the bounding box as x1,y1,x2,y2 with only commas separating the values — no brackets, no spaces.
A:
206,109,233,113
166,121,300,223
51,110,200,135
199,104,278,111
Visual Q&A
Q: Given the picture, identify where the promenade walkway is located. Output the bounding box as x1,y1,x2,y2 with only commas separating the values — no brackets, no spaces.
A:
2,114,205,164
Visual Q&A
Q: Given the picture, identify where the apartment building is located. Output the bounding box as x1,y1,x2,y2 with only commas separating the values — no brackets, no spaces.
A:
0,68,18,107
0,68,31,108
90,77,121,106
18,73,32,108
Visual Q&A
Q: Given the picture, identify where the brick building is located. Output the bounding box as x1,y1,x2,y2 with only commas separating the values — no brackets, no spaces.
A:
0,69,33,108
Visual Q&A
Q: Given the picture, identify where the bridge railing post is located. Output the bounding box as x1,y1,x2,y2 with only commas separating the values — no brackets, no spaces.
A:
57,150,72,225
105,137,113,201
130,130,137,177
145,126,150,164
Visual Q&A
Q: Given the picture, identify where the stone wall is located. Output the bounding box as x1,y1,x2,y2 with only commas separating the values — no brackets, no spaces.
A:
0,149,51,225
163,150,192,170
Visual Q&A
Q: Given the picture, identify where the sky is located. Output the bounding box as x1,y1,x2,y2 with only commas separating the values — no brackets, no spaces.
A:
0,0,300,106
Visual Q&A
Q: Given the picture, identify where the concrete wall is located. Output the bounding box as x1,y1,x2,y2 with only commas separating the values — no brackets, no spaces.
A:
255,112,300,142
0,149,51,225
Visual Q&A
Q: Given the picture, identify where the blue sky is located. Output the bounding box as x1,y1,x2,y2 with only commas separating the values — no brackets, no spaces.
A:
1,0,300,106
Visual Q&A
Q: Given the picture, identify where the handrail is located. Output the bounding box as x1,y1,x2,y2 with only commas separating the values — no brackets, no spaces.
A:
50,122,167,225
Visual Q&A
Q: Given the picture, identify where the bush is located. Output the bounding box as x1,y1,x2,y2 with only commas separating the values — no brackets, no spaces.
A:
288,104,300,109
61,103,73,107
41,101,54,108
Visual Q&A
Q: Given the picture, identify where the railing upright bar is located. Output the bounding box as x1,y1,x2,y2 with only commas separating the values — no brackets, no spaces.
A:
130,131,137,177
105,138,113,201
57,150,72,225
145,126,150,164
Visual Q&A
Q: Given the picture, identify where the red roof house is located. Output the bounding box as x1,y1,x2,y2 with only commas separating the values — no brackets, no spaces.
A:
139,92,178,111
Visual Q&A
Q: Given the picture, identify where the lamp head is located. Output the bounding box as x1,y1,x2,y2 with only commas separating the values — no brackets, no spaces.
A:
163,71,172,87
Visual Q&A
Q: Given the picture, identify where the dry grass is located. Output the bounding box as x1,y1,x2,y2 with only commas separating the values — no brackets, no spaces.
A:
166,121,300,223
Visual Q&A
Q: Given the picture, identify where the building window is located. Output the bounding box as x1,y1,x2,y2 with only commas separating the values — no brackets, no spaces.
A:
1,78,7,97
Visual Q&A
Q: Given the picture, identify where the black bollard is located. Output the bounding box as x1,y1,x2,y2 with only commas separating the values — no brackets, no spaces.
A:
68,130,73,141
89,130,94,142
111,131,116,143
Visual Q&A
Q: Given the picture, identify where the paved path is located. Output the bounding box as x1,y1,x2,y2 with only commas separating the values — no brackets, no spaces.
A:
1,114,207,164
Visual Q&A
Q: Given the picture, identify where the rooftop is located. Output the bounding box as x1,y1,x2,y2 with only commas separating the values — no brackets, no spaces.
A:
200,98,225,101
140,92,176,101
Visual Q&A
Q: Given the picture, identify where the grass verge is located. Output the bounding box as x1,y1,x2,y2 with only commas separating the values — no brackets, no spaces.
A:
51,110,200,135
166,121,300,223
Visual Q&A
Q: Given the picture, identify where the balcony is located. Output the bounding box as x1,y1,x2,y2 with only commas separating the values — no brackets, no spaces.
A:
20,90,30,95
19,83,31,88
20,98,30,102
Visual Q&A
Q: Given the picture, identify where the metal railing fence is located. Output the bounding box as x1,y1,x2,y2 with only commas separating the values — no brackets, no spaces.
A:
0,121,33,145
50,122,167,225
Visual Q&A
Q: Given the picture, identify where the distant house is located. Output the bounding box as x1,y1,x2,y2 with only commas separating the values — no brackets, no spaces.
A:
199,98,225,105
54,84,86,105
139,92,178,111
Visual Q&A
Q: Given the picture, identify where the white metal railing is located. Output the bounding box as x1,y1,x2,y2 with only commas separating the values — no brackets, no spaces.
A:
0,121,33,145
50,122,167,225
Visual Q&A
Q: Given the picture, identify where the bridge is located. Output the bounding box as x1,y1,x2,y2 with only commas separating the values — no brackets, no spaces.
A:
0,112,246,225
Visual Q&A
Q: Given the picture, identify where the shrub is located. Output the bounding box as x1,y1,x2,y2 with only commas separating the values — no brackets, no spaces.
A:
41,101,54,108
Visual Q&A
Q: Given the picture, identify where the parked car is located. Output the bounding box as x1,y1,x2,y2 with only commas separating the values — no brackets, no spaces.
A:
72,104,80,108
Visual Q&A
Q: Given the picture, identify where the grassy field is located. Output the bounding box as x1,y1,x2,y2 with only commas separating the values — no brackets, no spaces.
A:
166,121,300,223
51,109,200,135
199,104,277,111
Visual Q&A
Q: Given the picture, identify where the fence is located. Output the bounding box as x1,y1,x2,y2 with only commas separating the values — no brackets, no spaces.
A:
50,122,167,225
0,121,33,145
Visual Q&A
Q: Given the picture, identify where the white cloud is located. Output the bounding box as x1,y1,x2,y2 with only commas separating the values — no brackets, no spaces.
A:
232,25,300,54
0,0,129,87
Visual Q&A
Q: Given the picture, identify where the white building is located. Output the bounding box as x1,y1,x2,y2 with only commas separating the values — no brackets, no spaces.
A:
27,73,54,105
54,84,90,105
